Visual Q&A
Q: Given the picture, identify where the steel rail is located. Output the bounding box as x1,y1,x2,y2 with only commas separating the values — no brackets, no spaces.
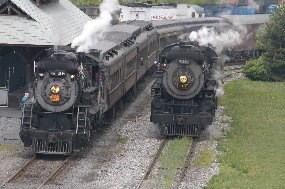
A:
175,138,197,185
136,139,167,189
0,154,74,189
0,156,37,188
36,154,74,189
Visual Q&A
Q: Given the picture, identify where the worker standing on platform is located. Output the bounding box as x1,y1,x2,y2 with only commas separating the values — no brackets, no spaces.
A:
20,92,30,110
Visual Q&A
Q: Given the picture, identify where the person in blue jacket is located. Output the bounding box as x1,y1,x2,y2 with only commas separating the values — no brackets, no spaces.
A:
20,92,30,110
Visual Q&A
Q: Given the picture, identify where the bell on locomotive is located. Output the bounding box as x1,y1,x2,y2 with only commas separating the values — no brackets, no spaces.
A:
150,41,220,137
20,50,92,155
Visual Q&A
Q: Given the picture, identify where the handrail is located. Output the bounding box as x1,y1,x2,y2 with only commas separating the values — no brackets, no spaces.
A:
76,106,79,134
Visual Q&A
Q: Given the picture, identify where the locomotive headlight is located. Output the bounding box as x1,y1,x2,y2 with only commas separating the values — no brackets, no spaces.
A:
179,76,188,84
70,75,75,79
50,85,60,94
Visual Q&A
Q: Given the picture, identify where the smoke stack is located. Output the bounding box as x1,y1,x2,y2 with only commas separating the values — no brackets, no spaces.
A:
71,0,120,52
111,8,121,25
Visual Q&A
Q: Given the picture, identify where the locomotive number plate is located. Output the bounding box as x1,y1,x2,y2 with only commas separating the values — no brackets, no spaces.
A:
178,83,189,89
179,59,189,64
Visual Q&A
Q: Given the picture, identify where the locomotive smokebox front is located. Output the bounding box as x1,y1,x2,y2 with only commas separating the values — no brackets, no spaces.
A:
35,73,79,112
35,53,80,113
162,59,204,100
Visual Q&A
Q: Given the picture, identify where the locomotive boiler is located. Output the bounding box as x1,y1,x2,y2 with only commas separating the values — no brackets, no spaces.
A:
150,41,221,136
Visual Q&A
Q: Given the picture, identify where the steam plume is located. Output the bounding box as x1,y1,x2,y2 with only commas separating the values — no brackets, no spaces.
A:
189,27,244,54
189,26,247,97
71,0,119,52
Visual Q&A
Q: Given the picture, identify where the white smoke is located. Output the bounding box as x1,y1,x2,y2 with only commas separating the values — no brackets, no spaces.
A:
71,0,119,52
189,27,244,54
213,69,225,97
189,26,247,97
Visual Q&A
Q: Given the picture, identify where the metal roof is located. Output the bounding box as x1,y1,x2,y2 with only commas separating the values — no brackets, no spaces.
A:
104,31,133,44
0,0,91,46
0,15,52,45
189,5,204,13
107,24,140,34
152,17,226,28
90,22,145,54
221,14,270,25
92,40,119,53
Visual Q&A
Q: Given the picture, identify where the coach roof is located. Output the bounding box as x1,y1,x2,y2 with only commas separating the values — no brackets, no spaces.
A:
221,14,269,25
89,21,150,57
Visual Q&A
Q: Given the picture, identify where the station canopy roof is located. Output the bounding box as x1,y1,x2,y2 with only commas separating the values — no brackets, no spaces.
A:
0,0,91,47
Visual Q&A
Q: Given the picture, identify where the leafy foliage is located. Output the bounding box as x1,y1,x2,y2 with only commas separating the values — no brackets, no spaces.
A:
243,57,270,81
246,6,285,81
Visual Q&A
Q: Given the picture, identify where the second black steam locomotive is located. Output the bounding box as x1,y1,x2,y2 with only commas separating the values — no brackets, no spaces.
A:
150,41,221,136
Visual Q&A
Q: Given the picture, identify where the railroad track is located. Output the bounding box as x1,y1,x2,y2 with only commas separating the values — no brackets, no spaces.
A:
136,138,197,189
224,61,245,66
224,65,244,72
224,65,244,80
0,154,74,189
136,139,168,189
173,138,197,188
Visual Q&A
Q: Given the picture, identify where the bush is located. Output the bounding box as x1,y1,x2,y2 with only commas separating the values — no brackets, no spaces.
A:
243,58,270,81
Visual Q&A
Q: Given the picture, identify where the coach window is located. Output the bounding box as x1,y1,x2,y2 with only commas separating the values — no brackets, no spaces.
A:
148,40,158,56
139,47,148,66
111,70,120,89
192,12,195,18
126,57,136,76
168,36,178,44
160,38,168,49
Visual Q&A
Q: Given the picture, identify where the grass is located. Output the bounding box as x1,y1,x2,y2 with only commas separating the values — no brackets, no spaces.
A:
0,145,17,151
114,135,128,155
145,137,191,189
206,80,285,189
194,142,214,168
116,135,128,144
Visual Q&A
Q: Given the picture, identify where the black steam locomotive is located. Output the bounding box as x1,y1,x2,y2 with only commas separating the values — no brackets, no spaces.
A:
20,51,94,154
19,20,158,155
150,41,221,136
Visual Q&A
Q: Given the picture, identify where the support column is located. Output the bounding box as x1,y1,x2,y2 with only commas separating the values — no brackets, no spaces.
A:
25,63,31,86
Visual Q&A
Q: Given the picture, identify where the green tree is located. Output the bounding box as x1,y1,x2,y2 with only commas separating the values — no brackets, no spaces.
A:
244,7,285,81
